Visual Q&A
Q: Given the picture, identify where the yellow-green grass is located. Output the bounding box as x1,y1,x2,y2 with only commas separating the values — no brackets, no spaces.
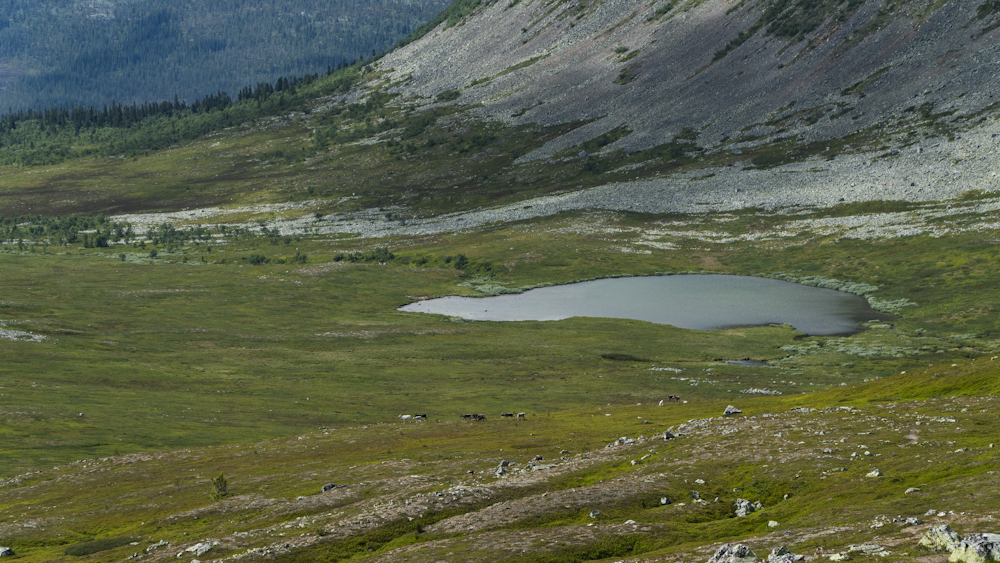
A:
0,383,996,562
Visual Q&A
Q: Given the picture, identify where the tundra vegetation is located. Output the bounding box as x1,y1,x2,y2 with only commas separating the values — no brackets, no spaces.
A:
1,0,999,561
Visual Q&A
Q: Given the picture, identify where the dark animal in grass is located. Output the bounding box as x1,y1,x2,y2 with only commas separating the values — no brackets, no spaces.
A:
461,413,474,419
500,412,515,418
473,413,487,421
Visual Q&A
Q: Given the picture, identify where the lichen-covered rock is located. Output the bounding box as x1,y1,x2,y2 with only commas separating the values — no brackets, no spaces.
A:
723,405,743,416
767,546,803,563
866,468,883,478
828,553,850,561
920,524,963,552
0,547,14,557
948,533,1000,563
734,498,754,517
707,543,762,563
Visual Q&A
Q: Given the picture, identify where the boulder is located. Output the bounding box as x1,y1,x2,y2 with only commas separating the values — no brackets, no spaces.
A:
866,468,883,478
663,431,676,440
920,525,962,552
828,553,850,561
185,542,214,556
0,547,13,557
588,509,602,519
723,405,743,416
949,533,1000,563
734,498,754,517
767,546,803,563
768,520,780,528
707,543,763,563
661,497,671,505
905,487,921,494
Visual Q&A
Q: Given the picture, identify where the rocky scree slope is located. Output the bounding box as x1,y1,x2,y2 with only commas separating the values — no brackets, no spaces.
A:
377,0,1000,161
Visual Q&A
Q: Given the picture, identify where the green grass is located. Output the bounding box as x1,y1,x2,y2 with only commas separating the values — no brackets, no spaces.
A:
3,201,1000,475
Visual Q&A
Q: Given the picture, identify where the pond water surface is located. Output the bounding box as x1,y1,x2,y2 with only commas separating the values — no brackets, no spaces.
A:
399,275,892,336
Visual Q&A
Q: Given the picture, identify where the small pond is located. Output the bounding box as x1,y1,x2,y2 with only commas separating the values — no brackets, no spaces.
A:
399,275,892,336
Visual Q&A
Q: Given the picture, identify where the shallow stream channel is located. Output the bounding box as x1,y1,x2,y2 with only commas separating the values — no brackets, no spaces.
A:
399,275,892,336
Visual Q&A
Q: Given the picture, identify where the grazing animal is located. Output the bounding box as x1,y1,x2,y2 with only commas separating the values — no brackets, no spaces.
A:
500,412,515,418
517,412,526,420
399,414,412,420
473,413,487,421
460,413,474,419
667,395,681,402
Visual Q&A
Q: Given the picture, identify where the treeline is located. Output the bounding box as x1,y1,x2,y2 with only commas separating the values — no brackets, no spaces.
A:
0,65,362,167
0,0,449,110
0,72,326,136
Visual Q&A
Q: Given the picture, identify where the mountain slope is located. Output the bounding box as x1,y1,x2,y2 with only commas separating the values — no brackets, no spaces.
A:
378,0,1000,160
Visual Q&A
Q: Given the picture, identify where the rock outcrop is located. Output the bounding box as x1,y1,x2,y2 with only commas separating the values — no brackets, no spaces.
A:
707,544,762,563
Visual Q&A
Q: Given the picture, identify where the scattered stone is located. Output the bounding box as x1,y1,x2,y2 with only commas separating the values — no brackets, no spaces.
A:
321,483,347,493
905,517,924,526
146,540,169,553
560,450,569,454
631,459,638,466
723,405,743,416
534,455,543,461
691,490,700,499
624,519,636,525
919,524,962,552
608,437,636,447
707,543,762,563
735,498,754,517
768,520,780,528
695,479,706,484
866,468,883,478
662,431,676,440
905,487,921,494
827,553,850,561
661,497,671,505
494,466,507,477
588,509,602,519
949,533,1000,563
0,547,13,557
849,544,889,556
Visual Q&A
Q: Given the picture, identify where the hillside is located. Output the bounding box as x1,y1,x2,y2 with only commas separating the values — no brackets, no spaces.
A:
1,0,1000,561
0,0,448,110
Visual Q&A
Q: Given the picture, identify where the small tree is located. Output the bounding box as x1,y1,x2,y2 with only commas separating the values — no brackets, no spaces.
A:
149,249,158,259
211,473,229,501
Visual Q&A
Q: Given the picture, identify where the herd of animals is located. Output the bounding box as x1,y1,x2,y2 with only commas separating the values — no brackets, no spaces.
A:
398,398,681,422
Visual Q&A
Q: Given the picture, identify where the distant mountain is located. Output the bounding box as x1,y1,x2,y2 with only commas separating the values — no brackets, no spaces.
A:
0,0,448,110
